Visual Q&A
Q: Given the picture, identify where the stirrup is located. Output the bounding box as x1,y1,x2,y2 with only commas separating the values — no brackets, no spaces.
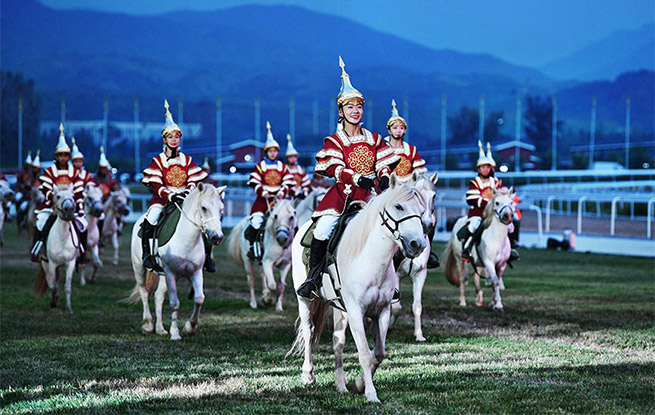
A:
203,257,216,273
143,255,163,273
296,280,319,301
427,252,440,269
461,249,472,262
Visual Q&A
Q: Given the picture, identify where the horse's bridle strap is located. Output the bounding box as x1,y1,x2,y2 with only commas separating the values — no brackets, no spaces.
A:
379,208,421,240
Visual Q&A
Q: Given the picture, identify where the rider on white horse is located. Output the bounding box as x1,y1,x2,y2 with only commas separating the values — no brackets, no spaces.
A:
30,124,90,264
296,56,400,301
243,122,294,260
384,99,439,269
460,141,519,264
140,100,211,273
284,134,312,202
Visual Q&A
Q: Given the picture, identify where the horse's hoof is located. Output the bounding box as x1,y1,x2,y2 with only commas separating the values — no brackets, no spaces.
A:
416,335,426,342
170,334,182,341
66,307,73,314
348,378,365,394
112,260,118,266
365,394,381,403
458,301,467,307
80,279,86,286
335,383,348,393
141,322,154,333
250,301,258,309
183,321,196,335
476,301,484,308
301,373,315,386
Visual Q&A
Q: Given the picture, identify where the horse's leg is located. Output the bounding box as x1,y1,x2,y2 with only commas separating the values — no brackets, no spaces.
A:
333,308,349,393
89,245,101,283
46,261,59,309
112,232,119,266
275,262,291,312
260,258,276,306
164,272,181,340
346,309,379,403
154,276,168,335
79,263,86,286
246,261,258,309
458,260,468,307
184,272,205,336
412,268,427,342
298,299,316,385
474,267,484,307
485,262,503,310
64,261,75,313
390,270,402,329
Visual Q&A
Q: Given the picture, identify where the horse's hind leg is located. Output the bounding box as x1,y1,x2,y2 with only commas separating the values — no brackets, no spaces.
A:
79,264,86,286
275,262,291,312
184,272,205,336
260,259,276,307
46,262,59,309
246,262,258,309
333,308,349,393
298,299,316,385
112,233,119,266
458,261,468,307
412,269,427,342
154,276,168,335
164,273,181,340
474,267,484,307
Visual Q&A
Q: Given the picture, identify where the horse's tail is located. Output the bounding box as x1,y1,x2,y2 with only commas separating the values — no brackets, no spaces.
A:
31,261,48,297
286,300,329,358
227,218,247,268
122,271,159,304
444,239,460,286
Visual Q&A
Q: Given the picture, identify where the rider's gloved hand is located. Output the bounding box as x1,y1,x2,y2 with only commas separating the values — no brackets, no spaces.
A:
261,191,271,199
171,192,186,205
276,190,285,199
378,176,390,192
357,176,375,191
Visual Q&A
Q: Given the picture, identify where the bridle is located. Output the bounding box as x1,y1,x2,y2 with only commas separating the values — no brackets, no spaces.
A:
173,197,223,237
55,194,75,221
494,200,515,225
379,207,422,241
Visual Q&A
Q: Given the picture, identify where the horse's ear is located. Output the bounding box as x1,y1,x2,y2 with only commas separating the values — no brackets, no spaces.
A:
431,172,439,185
197,182,205,192
217,185,227,196
411,171,419,183
390,172,398,189
509,186,514,194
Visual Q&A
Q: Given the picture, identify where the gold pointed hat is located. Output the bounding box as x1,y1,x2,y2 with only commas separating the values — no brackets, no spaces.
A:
336,56,364,107
476,140,492,167
264,121,280,151
55,123,71,154
98,146,110,167
32,150,41,168
24,151,33,166
71,137,84,160
486,142,496,167
285,134,298,157
161,99,182,138
386,99,407,130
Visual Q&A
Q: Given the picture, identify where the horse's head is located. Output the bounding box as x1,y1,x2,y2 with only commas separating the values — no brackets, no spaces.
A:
489,187,515,225
379,173,427,259
311,186,328,208
193,182,226,245
110,188,130,216
268,199,296,248
53,184,76,221
32,187,45,205
84,183,104,217
409,171,438,235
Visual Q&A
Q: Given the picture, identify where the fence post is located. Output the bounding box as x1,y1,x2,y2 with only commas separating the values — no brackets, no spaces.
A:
545,195,555,232
648,197,655,239
577,196,588,234
610,196,621,236
529,205,543,246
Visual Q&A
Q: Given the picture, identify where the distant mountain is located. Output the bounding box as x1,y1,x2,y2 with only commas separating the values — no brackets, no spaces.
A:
542,23,655,81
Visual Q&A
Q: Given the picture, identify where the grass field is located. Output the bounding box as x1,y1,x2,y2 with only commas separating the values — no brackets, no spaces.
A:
1,224,654,414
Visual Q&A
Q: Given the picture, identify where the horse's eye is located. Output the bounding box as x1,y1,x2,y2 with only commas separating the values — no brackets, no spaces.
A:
496,201,500,206
395,204,404,211
201,206,207,212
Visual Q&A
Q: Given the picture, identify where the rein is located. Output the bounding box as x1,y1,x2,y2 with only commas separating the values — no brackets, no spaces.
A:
494,203,514,225
379,207,421,241
172,199,222,237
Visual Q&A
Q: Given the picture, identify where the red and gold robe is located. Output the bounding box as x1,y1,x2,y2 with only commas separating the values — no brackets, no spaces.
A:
141,152,207,206
287,164,312,199
248,160,294,214
312,128,399,218
466,175,503,218
385,139,427,183
77,169,93,190
38,164,84,213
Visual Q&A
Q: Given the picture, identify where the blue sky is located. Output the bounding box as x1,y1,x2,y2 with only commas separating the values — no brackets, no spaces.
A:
39,0,654,67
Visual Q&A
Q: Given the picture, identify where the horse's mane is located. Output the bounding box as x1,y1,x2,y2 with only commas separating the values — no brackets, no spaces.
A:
340,184,416,259
482,187,511,228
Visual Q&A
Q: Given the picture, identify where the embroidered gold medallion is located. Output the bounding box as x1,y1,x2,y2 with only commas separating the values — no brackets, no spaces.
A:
347,145,374,174
264,170,282,185
481,187,493,200
395,157,412,177
166,166,187,188
57,176,72,185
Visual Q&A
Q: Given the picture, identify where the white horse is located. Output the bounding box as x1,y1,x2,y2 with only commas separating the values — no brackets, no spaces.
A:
127,183,226,340
79,183,104,285
0,180,14,247
295,187,327,227
101,188,130,266
227,199,297,311
31,185,80,313
23,187,44,242
289,175,428,403
390,172,438,342
443,187,515,310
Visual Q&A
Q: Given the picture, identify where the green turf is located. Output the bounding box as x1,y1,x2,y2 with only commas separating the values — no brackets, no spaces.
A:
1,224,654,414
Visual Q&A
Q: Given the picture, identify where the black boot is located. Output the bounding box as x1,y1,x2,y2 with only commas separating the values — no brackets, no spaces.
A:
507,249,520,269
142,220,163,272
296,238,329,300
31,214,56,262
77,229,91,264
425,226,440,268
244,224,259,260
203,234,216,273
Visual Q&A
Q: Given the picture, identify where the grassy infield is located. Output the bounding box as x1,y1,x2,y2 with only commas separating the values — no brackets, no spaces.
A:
0,224,653,414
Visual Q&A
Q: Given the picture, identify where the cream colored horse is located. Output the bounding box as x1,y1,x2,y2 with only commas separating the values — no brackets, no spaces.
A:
79,183,104,285
101,188,130,266
289,174,428,403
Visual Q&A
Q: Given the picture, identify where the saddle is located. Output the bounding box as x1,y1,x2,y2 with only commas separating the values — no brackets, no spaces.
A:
300,201,365,310
247,212,269,261
138,202,182,247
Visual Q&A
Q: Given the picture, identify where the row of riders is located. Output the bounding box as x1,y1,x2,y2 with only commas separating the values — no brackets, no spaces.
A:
21,57,521,402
